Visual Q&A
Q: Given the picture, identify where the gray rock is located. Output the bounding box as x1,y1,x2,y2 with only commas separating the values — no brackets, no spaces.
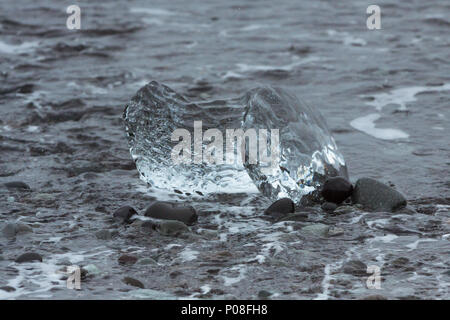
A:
113,206,137,223
0,286,16,292
341,260,367,276
321,176,353,204
264,198,295,217
257,290,273,299
157,220,190,237
145,201,198,226
301,223,329,237
3,223,33,238
118,254,138,265
123,276,145,289
2,223,17,238
4,181,31,191
15,252,43,263
321,202,337,213
352,178,407,212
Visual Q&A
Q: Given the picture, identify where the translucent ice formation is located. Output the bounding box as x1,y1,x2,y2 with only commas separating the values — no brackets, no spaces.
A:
123,81,347,203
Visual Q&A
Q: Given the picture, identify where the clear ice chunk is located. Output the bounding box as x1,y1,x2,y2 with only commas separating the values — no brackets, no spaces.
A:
123,81,347,203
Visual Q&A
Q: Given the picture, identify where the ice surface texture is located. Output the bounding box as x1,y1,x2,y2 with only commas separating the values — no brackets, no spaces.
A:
123,81,347,203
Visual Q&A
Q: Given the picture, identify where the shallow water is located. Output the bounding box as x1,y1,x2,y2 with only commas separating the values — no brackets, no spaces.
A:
0,0,449,299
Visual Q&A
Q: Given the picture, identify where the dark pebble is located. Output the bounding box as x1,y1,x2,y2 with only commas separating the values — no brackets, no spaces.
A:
321,202,338,212
15,252,43,263
144,201,198,226
257,290,272,299
113,206,137,223
321,176,353,204
341,260,367,276
0,286,16,292
122,276,145,289
264,198,295,216
118,254,138,266
4,181,31,191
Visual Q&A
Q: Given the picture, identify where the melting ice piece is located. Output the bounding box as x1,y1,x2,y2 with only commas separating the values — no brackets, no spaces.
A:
123,81,347,203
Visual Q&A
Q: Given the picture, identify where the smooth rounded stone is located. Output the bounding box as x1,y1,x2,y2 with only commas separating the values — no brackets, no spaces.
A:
2,223,33,238
15,252,43,263
321,176,353,204
341,260,367,276
137,257,157,265
113,206,137,223
301,223,329,237
352,178,407,212
257,290,273,299
144,201,198,226
157,220,190,237
328,226,344,237
321,202,337,213
0,286,16,292
264,198,295,217
95,229,117,240
118,254,138,266
122,276,145,289
4,181,31,191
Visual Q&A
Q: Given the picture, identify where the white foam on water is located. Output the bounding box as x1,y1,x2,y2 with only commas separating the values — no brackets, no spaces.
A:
369,234,399,243
363,83,450,111
350,113,409,140
221,71,245,80
366,218,390,229
26,125,40,133
200,285,211,294
179,247,199,262
0,248,113,299
327,29,367,47
165,243,182,250
0,40,38,54
351,83,450,140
